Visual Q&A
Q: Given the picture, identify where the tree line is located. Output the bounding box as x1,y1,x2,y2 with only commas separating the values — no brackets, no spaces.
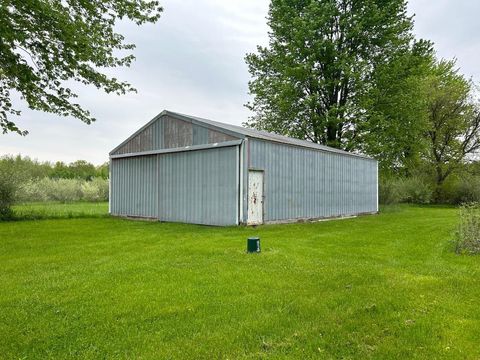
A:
0,155,109,181
246,0,480,203
0,156,109,219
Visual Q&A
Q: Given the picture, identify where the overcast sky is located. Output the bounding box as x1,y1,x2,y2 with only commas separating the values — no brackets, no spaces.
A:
1,0,479,165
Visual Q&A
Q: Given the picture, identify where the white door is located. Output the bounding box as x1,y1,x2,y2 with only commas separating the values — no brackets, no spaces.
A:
248,170,264,225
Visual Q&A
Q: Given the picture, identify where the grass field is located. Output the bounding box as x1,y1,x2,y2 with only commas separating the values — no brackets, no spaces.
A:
1,204,479,359
13,201,109,220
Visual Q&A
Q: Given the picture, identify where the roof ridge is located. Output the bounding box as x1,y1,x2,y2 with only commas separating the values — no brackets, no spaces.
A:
166,111,374,161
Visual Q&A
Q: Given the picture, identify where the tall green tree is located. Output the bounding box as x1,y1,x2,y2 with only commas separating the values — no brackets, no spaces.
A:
245,0,416,149
423,61,480,191
360,40,434,173
0,0,162,135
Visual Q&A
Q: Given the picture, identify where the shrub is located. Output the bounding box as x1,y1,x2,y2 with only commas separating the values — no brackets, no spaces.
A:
18,178,48,203
379,177,402,205
0,178,15,220
0,160,27,220
455,203,480,254
17,178,109,203
81,178,109,202
440,176,480,205
397,177,433,204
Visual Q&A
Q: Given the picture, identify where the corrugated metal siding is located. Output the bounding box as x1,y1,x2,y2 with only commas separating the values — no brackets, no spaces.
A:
158,146,238,226
249,139,377,222
110,156,158,218
112,115,239,155
110,146,239,226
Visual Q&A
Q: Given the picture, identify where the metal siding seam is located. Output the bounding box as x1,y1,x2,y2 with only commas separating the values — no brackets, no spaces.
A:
120,160,123,214
133,158,137,215
161,155,166,220
186,153,191,223
327,153,331,216
121,159,124,214
125,158,129,215
155,154,159,219
108,160,112,213
184,153,189,223
123,160,128,214
175,153,180,222
158,155,162,220
196,151,201,223
174,154,178,221
292,146,296,219
332,154,336,215
169,154,174,221
239,141,244,224
164,154,168,220
204,150,209,224
181,153,186,222
130,158,134,215
119,160,122,213
142,158,145,216
126,159,129,214
149,157,153,216
141,158,144,216
115,160,119,214
179,153,184,222
338,154,341,215
128,158,132,214
209,150,215,224
135,158,139,215
235,145,240,224
111,160,115,213
138,158,142,216
143,157,147,216
145,157,148,216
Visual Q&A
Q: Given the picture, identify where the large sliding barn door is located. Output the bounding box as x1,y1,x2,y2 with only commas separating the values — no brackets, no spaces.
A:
157,146,239,226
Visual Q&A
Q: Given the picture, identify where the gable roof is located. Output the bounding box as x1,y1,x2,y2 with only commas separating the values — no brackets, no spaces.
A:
167,111,373,160
110,110,374,160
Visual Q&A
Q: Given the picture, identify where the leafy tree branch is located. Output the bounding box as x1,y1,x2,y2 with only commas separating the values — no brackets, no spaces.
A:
0,0,162,135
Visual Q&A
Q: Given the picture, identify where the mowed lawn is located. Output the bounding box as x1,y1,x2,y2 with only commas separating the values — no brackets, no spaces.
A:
1,204,479,359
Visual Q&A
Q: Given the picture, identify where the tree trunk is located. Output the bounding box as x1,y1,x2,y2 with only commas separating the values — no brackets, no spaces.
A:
326,123,338,147
433,165,446,203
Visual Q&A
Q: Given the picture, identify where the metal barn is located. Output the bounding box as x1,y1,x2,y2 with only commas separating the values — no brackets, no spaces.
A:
109,110,378,226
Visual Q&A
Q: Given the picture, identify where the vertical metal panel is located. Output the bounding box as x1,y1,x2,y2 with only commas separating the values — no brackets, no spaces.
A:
248,139,378,222
193,125,208,145
157,146,239,226
110,156,157,218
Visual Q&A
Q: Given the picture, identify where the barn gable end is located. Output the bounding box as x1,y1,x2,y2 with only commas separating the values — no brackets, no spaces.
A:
110,112,239,156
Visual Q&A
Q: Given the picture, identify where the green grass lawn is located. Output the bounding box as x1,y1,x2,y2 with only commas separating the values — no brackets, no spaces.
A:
1,204,479,359
13,201,109,220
